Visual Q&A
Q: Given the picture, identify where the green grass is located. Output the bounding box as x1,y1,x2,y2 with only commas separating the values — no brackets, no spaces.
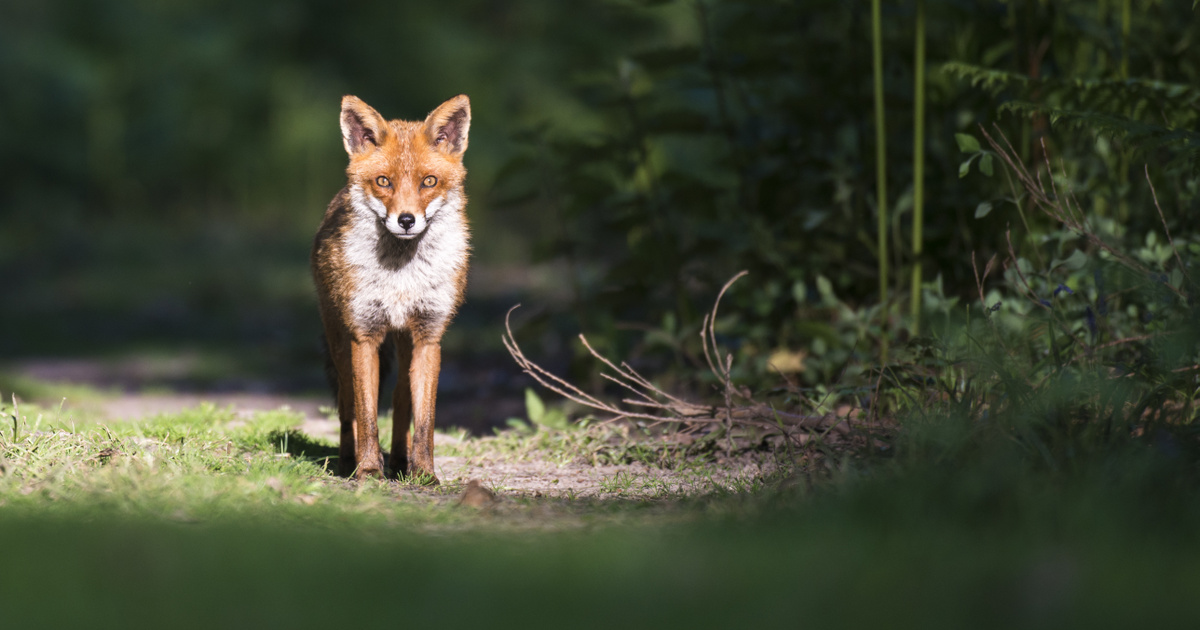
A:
4,398,1200,628
1,401,390,524
0,397,705,528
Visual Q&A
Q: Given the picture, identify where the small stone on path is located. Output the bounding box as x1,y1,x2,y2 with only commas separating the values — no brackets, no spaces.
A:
457,479,497,508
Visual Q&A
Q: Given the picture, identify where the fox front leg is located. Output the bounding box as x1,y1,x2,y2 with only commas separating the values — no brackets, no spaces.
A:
349,338,385,479
408,337,442,485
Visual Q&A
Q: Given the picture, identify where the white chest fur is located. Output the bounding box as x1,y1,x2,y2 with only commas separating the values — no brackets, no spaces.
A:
341,187,469,333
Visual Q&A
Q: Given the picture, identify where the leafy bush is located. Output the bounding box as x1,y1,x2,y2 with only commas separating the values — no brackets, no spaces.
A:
498,0,1198,393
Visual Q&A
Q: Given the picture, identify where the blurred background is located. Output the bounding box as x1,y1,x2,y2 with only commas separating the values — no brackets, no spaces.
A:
1,0,1197,432
0,0,675,429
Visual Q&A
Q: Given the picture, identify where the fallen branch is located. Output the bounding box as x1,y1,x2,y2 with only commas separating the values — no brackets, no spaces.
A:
501,272,850,449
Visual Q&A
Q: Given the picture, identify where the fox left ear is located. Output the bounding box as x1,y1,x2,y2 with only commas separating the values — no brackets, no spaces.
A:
424,95,471,156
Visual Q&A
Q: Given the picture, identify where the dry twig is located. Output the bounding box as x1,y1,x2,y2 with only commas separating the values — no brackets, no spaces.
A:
501,273,850,448
980,124,1185,299
1146,164,1190,287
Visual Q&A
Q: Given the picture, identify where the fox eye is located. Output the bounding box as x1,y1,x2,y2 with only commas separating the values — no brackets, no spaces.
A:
375,176,391,187
421,175,438,188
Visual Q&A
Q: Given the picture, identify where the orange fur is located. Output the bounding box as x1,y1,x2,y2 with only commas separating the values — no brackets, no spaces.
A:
311,95,472,482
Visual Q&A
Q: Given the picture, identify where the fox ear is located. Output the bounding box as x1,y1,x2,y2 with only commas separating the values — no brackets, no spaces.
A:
424,94,471,156
340,96,388,155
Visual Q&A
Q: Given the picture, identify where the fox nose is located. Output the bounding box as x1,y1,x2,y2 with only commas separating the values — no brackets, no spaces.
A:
398,213,416,230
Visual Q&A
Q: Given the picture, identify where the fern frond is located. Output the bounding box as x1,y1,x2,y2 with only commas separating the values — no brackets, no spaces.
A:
999,101,1200,159
944,62,1200,165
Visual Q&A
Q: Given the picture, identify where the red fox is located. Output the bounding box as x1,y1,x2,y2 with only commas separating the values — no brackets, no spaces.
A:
311,94,471,482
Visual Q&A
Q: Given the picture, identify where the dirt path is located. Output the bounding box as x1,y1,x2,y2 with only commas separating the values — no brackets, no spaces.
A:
433,454,776,499
6,358,781,500
8,355,524,434
98,396,775,499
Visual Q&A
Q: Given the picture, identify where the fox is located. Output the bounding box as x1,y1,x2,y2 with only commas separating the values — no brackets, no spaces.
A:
311,94,471,482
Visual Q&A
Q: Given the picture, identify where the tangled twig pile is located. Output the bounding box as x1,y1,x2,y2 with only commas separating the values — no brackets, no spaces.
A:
502,272,850,453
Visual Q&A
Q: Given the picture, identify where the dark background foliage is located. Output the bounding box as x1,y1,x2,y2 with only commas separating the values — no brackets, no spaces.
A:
1,0,1198,429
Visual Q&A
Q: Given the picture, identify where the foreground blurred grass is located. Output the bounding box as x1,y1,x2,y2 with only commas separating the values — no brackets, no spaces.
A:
2,400,1200,627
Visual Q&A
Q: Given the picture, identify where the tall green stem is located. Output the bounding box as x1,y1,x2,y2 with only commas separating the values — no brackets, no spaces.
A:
910,0,926,334
1118,0,1131,221
872,0,889,362
1120,0,1131,79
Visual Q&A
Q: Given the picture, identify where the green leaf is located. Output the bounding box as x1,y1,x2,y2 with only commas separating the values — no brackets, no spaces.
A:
974,201,993,219
538,409,569,431
979,153,994,177
959,158,972,178
815,275,835,304
524,388,545,424
505,418,532,434
791,280,807,305
955,133,981,153
1051,249,1089,271
523,387,570,430
1062,249,1088,271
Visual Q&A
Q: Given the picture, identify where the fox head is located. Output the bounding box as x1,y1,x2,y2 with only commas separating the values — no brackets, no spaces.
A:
340,94,470,239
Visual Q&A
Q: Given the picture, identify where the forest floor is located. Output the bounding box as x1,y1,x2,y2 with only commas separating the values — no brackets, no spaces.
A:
0,356,796,502
4,357,1200,628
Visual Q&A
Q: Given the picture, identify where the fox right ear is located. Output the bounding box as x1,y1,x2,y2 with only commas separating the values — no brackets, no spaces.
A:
424,94,471,156
340,96,388,155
